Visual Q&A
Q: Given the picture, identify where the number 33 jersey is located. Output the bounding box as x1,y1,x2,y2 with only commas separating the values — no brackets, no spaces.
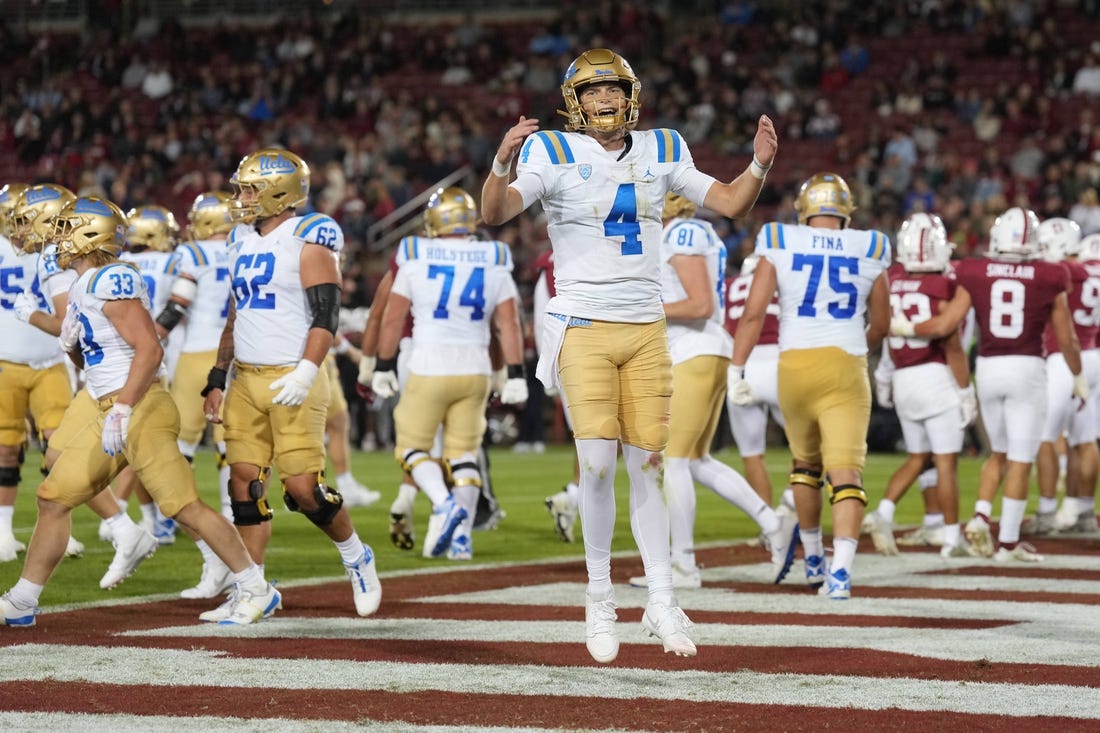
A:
227,213,343,366
393,235,518,376
69,262,151,399
512,128,716,323
755,222,891,356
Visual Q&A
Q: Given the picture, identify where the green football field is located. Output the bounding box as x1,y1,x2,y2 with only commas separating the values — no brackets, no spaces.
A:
1,445,1003,606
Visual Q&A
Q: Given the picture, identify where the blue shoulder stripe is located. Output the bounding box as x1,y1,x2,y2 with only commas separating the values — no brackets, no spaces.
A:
294,213,330,239
181,241,208,267
535,131,575,165
764,223,785,250
655,129,682,163
402,236,421,262
866,231,886,260
87,262,139,293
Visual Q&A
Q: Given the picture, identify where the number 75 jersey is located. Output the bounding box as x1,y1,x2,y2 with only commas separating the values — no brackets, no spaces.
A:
227,213,343,366
755,222,891,356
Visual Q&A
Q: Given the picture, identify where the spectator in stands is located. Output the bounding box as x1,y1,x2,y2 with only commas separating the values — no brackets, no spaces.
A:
1072,50,1100,96
1071,188,1100,235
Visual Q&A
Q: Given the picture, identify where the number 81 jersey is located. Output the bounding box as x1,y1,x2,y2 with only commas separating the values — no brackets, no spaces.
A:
755,222,891,356
227,213,343,366
70,262,151,399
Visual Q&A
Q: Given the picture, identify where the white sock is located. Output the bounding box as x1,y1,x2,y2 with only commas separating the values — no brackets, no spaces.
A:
923,512,944,528
831,536,858,575
408,458,451,508
139,502,156,525
575,438,619,598
195,539,219,565
663,457,696,569
622,442,674,606
335,472,356,493
1038,496,1057,514
975,499,993,519
334,533,365,565
943,523,961,547
998,497,1028,544
800,526,824,559
565,481,580,507
918,468,938,490
781,488,795,511
451,483,479,537
106,510,138,533
9,578,44,609
232,563,266,594
690,454,776,533
877,498,897,524
0,505,13,536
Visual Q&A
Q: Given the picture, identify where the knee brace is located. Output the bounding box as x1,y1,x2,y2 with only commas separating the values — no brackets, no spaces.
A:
284,473,343,527
216,450,228,470
231,475,274,526
0,464,20,486
399,449,434,475
829,483,868,506
788,467,824,490
447,457,482,489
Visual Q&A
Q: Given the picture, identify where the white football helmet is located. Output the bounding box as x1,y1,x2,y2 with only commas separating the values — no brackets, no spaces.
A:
1037,217,1082,263
988,207,1041,261
1079,233,1100,262
896,212,953,272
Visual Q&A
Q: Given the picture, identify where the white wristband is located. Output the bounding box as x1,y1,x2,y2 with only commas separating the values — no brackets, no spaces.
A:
491,157,511,178
749,156,771,180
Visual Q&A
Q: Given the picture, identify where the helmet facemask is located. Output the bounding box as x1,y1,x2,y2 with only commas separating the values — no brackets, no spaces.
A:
52,197,127,270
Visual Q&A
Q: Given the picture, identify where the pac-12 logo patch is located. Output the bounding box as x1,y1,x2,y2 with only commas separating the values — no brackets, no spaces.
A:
579,164,592,181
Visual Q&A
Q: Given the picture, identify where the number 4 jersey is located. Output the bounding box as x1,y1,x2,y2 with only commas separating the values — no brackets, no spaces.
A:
227,213,343,366
393,234,517,376
755,222,891,356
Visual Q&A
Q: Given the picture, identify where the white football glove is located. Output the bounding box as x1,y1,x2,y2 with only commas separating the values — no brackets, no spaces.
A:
875,379,893,409
101,403,132,457
1073,372,1090,402
890,315,916,338
728,365,756,406
58,304,82,352
500,377,528,405
13,291,37,323
356,354,376,388
958,384,978,427
371,370,399,399
269,359,319,406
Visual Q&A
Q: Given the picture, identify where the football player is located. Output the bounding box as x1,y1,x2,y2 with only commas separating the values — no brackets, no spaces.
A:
731,172,892,600
1031,218,1099,534
893,207,1087,561
371,187,526,561
630,193,797,591
482,47,777,662
4,183,128,565
1,197,278,627
866,213,975,559
201,148,382,618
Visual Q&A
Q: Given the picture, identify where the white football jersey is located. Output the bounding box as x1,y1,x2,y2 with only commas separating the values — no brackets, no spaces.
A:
0,235,65,365
659,216,731,364
227,213,343,366
174,237,232,352
511,128,717,323
120,249,179,317
755,222,891,356
70,262,151,399
392,235,518,376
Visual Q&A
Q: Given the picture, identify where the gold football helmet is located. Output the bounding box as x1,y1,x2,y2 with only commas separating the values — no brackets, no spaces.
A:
0,183,28,239
794,172,855,227
662,192,697,220
424,186,479,237
188,190,235,240
126,205,180,252
11,183,77,254
52,197,128,269
230,148,310,223
559,48,641,133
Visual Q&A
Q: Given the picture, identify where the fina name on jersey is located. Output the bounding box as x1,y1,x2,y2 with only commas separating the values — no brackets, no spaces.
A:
398,235,512,270
759,222,890,262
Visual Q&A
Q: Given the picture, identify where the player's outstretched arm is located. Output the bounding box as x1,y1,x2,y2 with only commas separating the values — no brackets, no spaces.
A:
702,115,778,220
482,115,539,226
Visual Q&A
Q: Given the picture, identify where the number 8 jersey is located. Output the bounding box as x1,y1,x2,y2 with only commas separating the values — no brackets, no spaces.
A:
755,222,891,356
227,213,343,365
511,128,716,323
69,262,151,399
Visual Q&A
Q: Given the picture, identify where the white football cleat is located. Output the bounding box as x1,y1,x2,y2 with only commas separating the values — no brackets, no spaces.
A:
99,526,156,589
65,535,85,558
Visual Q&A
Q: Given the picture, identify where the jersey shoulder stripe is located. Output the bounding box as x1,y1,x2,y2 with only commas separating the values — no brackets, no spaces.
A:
866,231,889,261
178,241,208,267
399,235,421,264
762,222,786,250
652,128,683,163
531,130,575,165
293,213,342,251
87,262,142,299
492,240,513,268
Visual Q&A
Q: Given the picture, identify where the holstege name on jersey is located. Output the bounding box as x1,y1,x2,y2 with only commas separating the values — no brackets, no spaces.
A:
424,246,492,264
986,262,1035,279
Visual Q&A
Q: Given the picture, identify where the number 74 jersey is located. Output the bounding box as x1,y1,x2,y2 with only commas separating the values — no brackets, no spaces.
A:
755,222,891,356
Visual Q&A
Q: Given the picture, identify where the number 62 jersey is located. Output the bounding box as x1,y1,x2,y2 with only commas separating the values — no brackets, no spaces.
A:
755,222,891,356
227,213,343,366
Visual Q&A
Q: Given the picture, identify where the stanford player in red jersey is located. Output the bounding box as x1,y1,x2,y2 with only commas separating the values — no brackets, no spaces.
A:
723,253,786,507
892,207,1086,562
1033,218,1100,534
868,214,974,558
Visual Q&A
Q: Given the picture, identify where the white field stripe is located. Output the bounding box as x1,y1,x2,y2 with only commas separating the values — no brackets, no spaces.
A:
121,610,1100,668
1,644,1098,719
0,712,573,733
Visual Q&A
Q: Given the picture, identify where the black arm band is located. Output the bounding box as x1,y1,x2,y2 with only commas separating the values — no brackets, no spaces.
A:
155,300,188,332
376,356,397,372
306,282,341,335
201,367,228,397
507,364,526,380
